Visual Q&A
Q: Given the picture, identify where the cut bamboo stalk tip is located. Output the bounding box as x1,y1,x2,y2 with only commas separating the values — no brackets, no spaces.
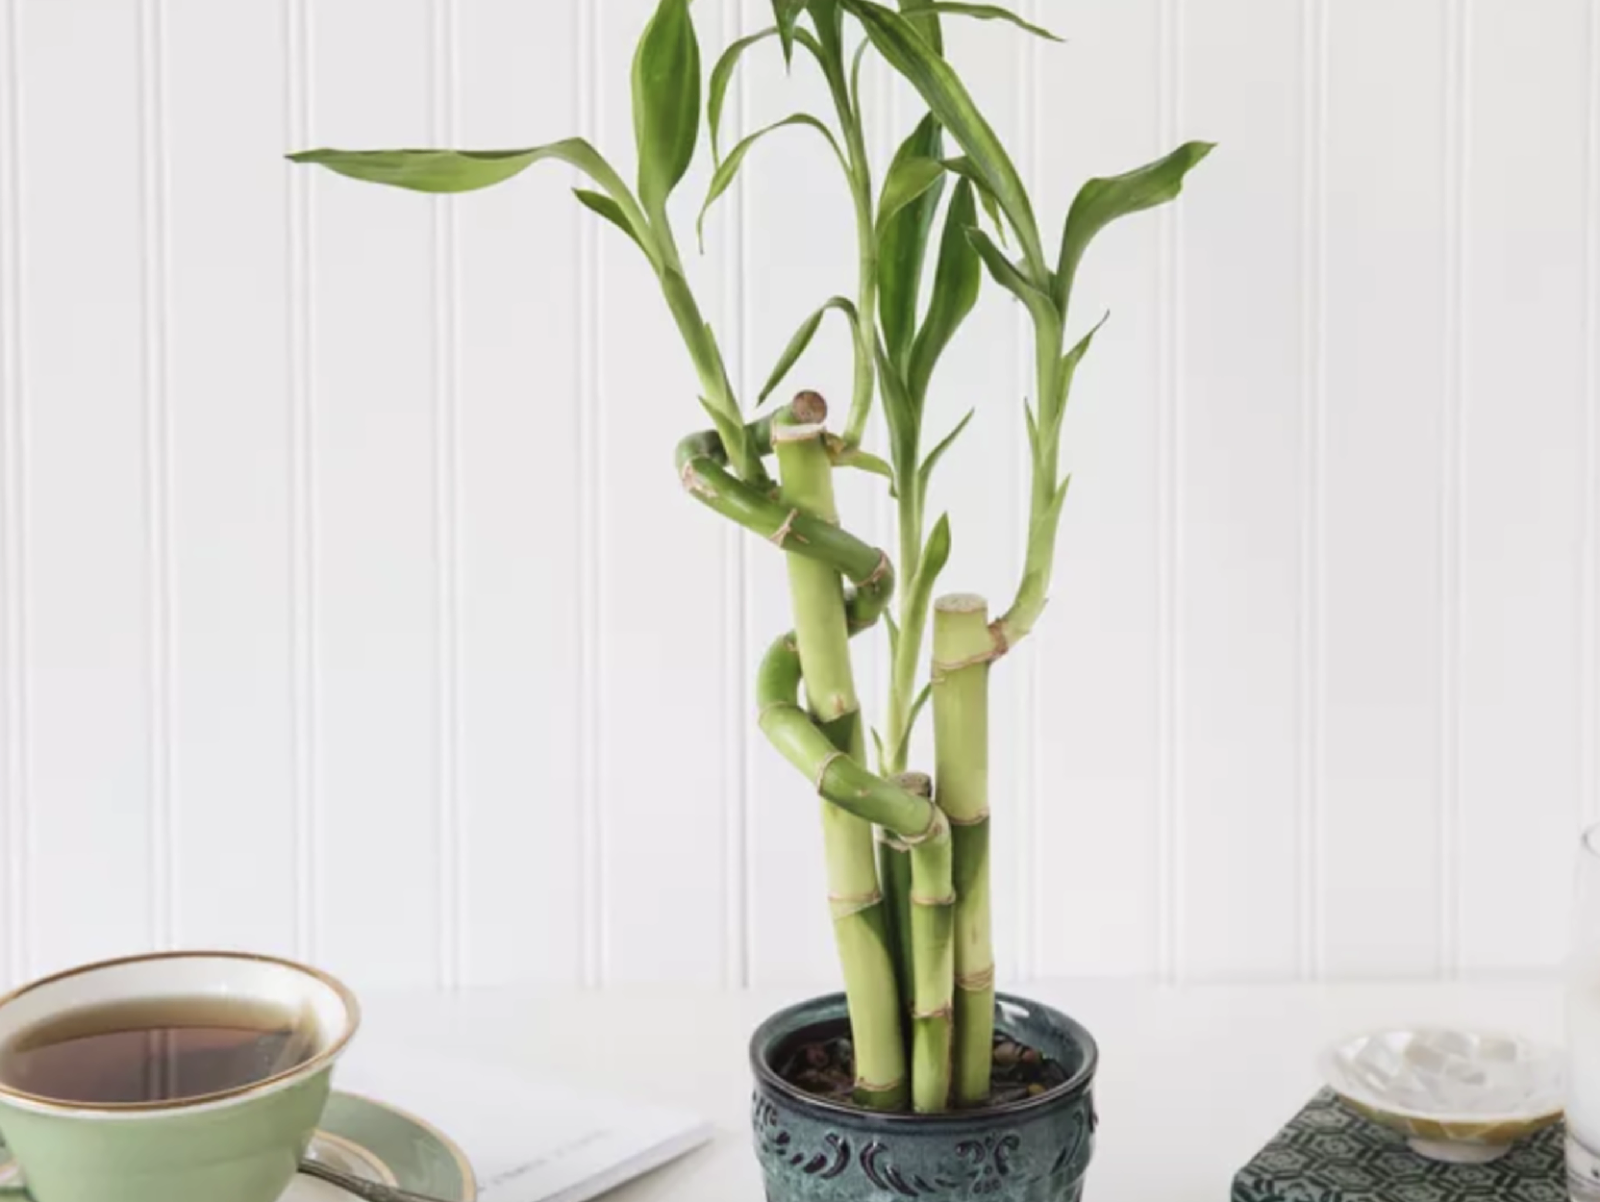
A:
892,771,933,798
791,389,829,424
935,592,989,615
772,421,827,443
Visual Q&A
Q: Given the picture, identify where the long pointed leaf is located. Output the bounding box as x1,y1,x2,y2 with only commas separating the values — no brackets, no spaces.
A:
907,177,980,402
850,38,872,111
877,116,947,370
1033,312,1111,452
759,296,859,402
916,408,974,511
921,2,1060,40
966,227,1054,324
1055,141,1216,311
288,140,635,202
877,155,946,235
698,113,846,247
632,0,702,217
709,27,778,163
875,338,920,477
772,0,807,63
827,437,897,490
808,0,848,63
573,188,651,257
896,0,945,52
1058,311,1111,407
844,0,1046,280
942,155,1007,243
890,683,935,771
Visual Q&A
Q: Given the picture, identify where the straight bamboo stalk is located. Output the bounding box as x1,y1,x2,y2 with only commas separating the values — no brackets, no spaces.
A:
878,773,924,1022
773,393,906,1112
932,593,996,1106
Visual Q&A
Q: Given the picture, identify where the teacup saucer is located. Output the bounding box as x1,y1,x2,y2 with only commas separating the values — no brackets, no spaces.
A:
0,1091,476,1201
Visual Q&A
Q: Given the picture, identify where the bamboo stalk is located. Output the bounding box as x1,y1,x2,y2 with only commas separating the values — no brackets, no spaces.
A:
878,773,924,1023
932,593,996,1106
773,393,905,1111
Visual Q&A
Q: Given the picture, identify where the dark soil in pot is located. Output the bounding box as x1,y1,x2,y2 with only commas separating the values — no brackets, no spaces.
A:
750,992,1098,1202
778,1028,1071,1109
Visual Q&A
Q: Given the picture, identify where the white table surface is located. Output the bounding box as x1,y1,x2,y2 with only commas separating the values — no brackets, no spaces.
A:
359,979,1568,1201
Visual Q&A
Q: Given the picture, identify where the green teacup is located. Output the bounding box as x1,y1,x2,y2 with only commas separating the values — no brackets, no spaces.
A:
0,951,360,1202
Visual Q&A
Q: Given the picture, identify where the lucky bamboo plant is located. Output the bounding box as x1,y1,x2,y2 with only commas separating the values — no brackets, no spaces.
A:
292,0,1209,1115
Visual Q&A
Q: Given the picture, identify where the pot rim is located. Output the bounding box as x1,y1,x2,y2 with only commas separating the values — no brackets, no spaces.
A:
749,991,1098,1127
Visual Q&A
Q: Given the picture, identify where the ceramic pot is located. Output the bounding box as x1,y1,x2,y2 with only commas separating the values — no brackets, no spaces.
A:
750,992,1097,1202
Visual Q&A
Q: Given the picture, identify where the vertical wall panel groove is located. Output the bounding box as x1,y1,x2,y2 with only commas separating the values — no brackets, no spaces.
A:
718,0,750,992
429,0,461,993
137,0,176,953
575,0,604,989
1155,0,1182,985
0,0,27,988
1016,0,1041,982
1297,0,1328,982
285,0,319,964
1585,0,1600,832
1439,0,1469,979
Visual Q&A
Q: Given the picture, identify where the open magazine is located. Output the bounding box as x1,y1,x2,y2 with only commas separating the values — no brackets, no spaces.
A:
339,1045,713,1202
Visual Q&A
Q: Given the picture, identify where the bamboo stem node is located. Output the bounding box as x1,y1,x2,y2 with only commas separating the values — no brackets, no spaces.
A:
955,966,996,991
946,809,990,827
856,1075,905,1094
876,830,911,851
911,1004,954,1021
911,892,957,907
899,806,950,848
813,749,849,795
679,460,718,499
859,550,893,590
769,508,807,547
772,420,827,444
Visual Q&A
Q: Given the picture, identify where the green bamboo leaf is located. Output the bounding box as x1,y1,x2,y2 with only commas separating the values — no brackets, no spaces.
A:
942,156,1007,245
1055,141,1216,311
877,155,945,236
849,38,872,111
1049,473,1073,523
827,437,898,490
1023,398,1040,465
699,114,846,247
896,0,945,53
871,727,889,773
772,0,807,63
907,177,980,402
885,611,901,658
889,682,935,772
573,189,650,256
844,0,1045,278
965,227,1054,323
1057,311,1110,407
288,140,633,200
697,397,747,466
760,296,859,402
916,409,974,511
875,338,919,479
709,27,778,163
877,115,946,371
808,0,847,62
632,0,702,217
921,3,1060,41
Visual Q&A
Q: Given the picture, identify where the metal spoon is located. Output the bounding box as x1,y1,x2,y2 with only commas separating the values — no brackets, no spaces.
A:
298,1158,460,1202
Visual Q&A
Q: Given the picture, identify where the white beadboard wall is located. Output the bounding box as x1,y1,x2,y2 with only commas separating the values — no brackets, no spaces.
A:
0,0,1597,994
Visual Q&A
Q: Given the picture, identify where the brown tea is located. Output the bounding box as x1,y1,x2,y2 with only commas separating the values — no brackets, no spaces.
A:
0,996,318,1105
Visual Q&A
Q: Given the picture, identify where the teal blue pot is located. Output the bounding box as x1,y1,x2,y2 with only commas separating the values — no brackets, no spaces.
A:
749,993,1097,1202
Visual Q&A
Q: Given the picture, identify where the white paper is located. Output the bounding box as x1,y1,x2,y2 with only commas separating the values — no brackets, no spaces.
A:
338,1045,712,1202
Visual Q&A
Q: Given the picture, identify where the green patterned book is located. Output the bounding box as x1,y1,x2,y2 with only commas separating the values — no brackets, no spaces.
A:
1232,1090,1563,1202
